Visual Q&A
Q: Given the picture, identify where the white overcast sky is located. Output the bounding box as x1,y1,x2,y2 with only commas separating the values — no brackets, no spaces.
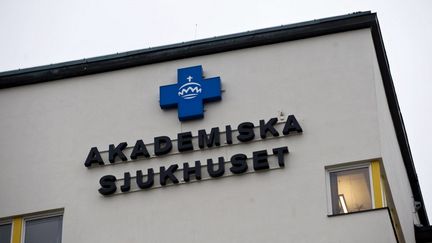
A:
1,0,431,217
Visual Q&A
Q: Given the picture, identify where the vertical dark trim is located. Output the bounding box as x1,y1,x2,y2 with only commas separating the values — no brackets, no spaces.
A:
387,208,402,243
370,14,429,226
415,225,432,242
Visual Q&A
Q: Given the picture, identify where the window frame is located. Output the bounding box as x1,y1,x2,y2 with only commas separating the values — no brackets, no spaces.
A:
22,211,63,243
325,160,384,216
0,209,63,243
0,220,12,243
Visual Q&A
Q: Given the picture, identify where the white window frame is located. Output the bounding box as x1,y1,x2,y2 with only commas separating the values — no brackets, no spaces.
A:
325,162,375,215
21,211,63,243
0,220,13,243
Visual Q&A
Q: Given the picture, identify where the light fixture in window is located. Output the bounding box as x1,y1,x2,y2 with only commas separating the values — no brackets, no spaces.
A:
338,194,348,214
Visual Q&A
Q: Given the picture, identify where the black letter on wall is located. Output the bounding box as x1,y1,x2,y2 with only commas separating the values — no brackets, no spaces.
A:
282,115,303,135
84,147,104,167
237,122,255,142
154,136,172,156
260,118,280,139
130,140,150,160
108,142,128,163
160,164,179,186
230,153,248,174
272,146,289,167
198,127,220,149
253,150,270,171
99,175,117,195
225,125,233,145
183,161,202,182
178,132,194,152
207,157,225,178
137,169,154,189
121,172,131,192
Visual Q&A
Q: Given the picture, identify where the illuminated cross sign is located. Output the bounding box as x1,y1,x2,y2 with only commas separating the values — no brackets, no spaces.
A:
159,65,222,121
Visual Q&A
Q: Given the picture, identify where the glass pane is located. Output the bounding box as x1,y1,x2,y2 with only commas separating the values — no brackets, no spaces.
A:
0,224,11,243
330,167,372,214
24,216,63,243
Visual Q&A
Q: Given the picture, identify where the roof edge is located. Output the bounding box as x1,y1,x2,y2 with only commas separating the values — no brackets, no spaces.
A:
0,11,373,89
370,16,429,226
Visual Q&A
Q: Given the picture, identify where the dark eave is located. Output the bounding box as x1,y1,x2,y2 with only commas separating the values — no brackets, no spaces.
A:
0,11,374,88
0,11,428,226
416,225,432,243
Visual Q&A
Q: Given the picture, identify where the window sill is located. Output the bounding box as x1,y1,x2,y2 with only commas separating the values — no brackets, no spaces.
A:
327,207,388,217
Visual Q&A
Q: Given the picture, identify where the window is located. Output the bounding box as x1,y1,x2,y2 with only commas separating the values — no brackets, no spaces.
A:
326,161,385,215
0,210,63,243
0,223,12,243
24,215,63,243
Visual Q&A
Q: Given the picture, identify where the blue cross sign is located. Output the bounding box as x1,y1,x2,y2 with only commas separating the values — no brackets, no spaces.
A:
159,65,222,121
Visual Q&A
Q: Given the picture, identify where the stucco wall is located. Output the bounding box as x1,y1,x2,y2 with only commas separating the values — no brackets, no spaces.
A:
0,29,405,242
373,47,418,243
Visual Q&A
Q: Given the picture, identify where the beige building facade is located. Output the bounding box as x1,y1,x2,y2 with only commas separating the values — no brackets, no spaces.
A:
0,12,430,243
